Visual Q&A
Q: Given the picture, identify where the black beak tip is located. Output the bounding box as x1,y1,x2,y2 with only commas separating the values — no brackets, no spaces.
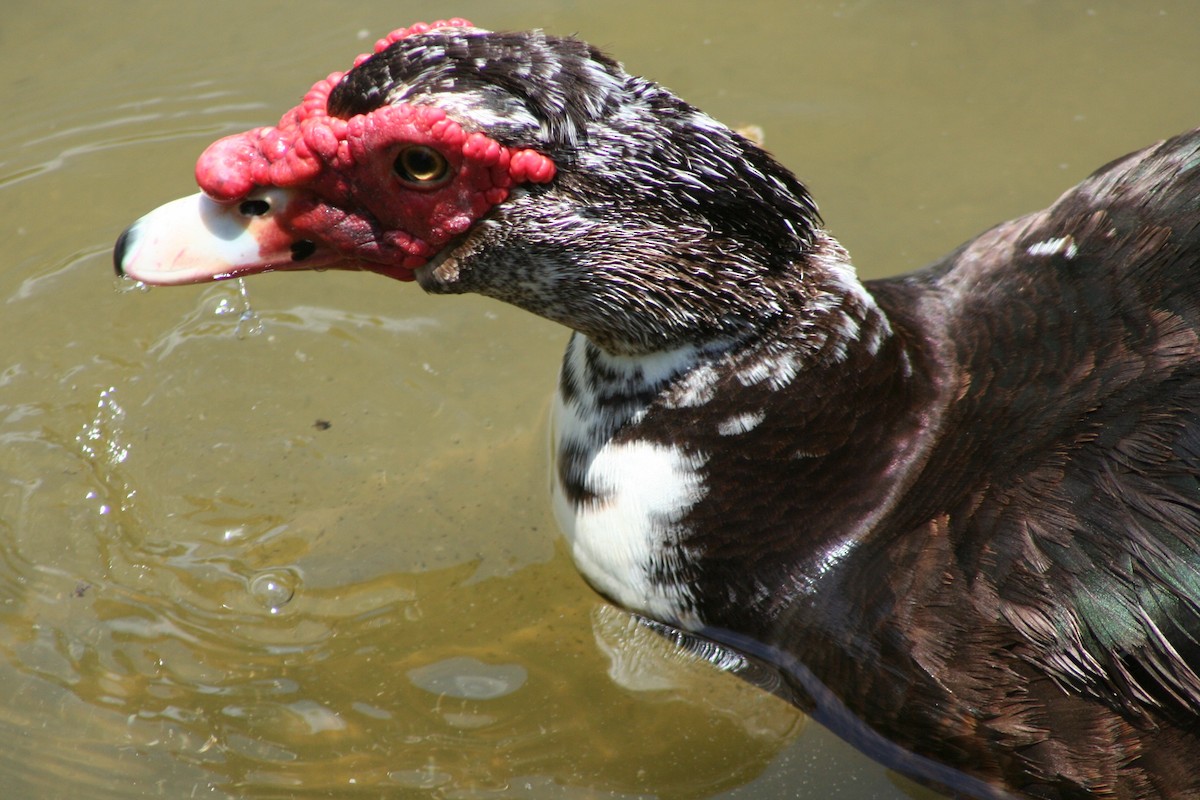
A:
113,226,132,277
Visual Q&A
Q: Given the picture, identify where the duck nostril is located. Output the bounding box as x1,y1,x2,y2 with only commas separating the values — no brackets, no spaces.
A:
239,199,271,216
291,240,317,261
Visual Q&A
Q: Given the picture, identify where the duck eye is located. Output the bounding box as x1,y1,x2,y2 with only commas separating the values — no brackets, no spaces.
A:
394,146,450,186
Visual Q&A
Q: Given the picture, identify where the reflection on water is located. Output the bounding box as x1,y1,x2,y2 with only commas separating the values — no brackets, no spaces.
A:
4,2,1200,799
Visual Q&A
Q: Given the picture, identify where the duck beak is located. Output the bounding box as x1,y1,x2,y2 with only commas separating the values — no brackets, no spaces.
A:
113,189,339,286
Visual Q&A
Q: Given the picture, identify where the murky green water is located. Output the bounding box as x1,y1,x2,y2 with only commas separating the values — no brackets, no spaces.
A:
4,2,1200,798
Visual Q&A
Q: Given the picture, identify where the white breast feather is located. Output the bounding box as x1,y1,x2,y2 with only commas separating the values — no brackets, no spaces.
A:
557,440,707,626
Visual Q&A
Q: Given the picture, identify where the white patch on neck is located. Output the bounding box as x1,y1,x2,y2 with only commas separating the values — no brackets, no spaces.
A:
551,336,711,627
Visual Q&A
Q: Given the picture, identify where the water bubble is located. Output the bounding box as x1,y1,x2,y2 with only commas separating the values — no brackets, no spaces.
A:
285,699,346,734
76,388,138,516
113,277,149,294
248,570,298,614
76,386,130,466
406,657,527,700
388,762,452,790
222,526,248,543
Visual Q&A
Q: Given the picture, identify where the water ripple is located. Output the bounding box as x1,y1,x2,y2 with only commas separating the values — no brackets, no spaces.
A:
0,83,270,191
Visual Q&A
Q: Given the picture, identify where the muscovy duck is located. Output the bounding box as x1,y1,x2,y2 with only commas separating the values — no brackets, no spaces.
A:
113,19,1200,800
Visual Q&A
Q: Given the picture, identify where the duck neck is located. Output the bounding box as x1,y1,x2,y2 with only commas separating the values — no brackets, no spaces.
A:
549,237,932,631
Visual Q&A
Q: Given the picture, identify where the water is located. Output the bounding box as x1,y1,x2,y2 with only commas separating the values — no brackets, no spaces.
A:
3,2,1200,798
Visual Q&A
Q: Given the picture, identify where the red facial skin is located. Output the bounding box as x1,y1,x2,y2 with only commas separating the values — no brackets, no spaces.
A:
193,19,556,281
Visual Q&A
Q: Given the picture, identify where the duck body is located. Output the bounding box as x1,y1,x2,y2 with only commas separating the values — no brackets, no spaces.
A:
114,21,1200,799
545,132,1200,799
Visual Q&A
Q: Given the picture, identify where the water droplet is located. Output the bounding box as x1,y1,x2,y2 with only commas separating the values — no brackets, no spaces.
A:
249,570,298,614
212,279,262,338
234,279,262,338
